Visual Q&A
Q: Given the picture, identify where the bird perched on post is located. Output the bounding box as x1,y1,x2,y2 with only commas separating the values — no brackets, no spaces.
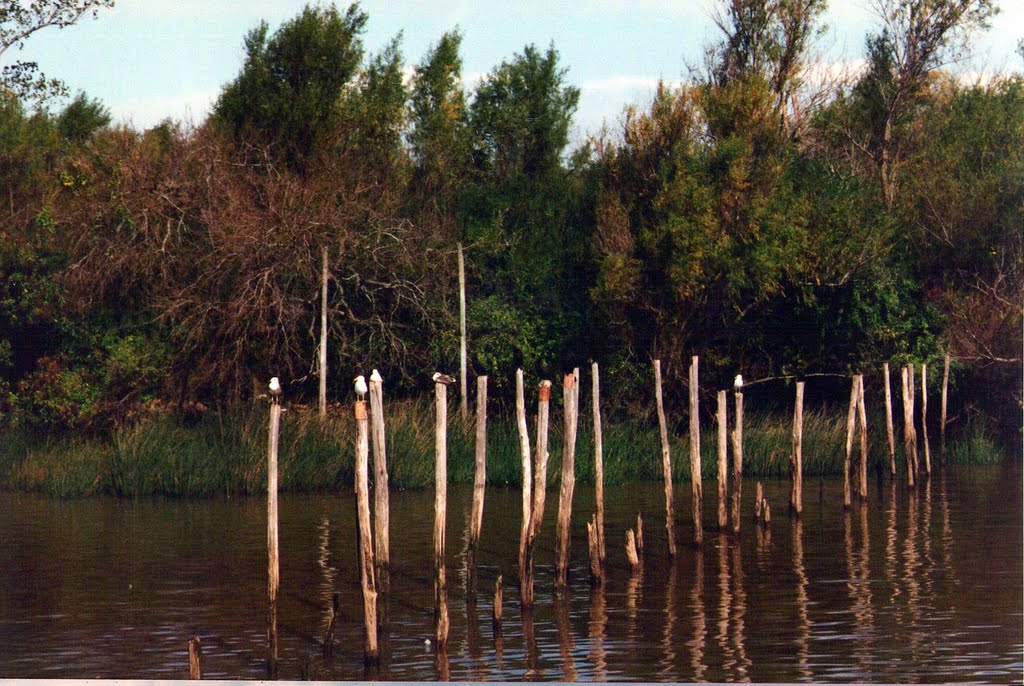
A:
370,369,382,384
354,375,368,398
269,377,282,404
734,374,743,390
432,372,456,385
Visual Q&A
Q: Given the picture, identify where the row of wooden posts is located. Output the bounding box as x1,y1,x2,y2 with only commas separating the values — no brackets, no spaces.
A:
245,353,952,674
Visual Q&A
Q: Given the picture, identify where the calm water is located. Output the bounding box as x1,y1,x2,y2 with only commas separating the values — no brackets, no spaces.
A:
0,464,1021,682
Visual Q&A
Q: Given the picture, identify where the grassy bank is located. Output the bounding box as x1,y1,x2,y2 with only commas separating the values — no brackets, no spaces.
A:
0,399,1004,498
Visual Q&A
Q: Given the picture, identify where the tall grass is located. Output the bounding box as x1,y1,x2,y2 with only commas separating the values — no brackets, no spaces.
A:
0,399,1006,498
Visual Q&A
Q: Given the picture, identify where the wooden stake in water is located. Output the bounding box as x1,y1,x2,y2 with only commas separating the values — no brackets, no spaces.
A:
844,375,859,508
587,514,602,585
731,384,744,535
921,364,931,477
266,385,281,678
555,372,579,588
883,363,896,477
469,375,488,555
515,369,533,607
755,482,763,521
592,361,606,564
716,390,728,530
636,512,645,555
856,375,869,501
319,247,328,417
790,381,804,516
901,367,916,488
689,356,703,545
368,371,390,588
458,243,468,421
941,354,950,464
906,363,919,479
524,379,552,607
354,398,379,663
654,359,677,556
433,373,453,649
188,637,202,680
625,529,641,572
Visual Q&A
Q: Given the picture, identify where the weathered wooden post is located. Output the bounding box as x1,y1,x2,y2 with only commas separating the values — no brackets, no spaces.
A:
433,372,454,649
458,243,468,420
921,364,931,476
790,381,804,516
319,247,328,417
689,357,703,545
469,375,488,555
368,370,390,589
716,390,728,531
856,375,869,501
901,366,916,488
625,529,641,572
907,363,919,476
592,361,606,564
555,372,579,588
731,377,744,535
266,378,281,678
754,482,764,522
844,375,859,508
654,359,677,556
515,369,533,607
636,512,645,555
523,379,552,607
587,514,602,585
883,363,896,477
941,354,950,463
354,392,379,663
188,637,202,680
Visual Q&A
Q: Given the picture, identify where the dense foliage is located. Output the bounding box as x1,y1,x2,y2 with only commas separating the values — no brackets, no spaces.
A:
0,1,1020,440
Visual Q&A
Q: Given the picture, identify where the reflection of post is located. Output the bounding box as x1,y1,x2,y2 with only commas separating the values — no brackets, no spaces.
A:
755,515,771,571
884,481,898,606
588,580,608,682
730,540,750,680
717,391,728,530
515,370,532,606
465,575,483,681
792,517,811,680
626,558,643,643
903,487,922,681
654,359,677,556
939,472,956,584
523,607,539,678
554,593,577,681
689,356,703,545
716,534,734,675
266,392,281,678
659,561,679,679
686,547,707,682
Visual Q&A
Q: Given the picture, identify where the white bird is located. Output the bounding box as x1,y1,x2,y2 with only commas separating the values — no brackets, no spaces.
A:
370,369,382,383
734,374,743,389
269,377,282,399
432,371,456,385
354,375,368,397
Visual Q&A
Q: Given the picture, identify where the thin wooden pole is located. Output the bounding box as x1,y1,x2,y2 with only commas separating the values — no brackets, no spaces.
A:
555,372,579,588
731,387,744,535
844,375,858,508
716,390,728,530
592,361,606,564
921,364,931,476
188,637,202,680
458,243,467,421
856,375,869,501
689,356,703,545
524,379,552,607
941,354,950,463
901,366,916,488
515,369,533,607
319,247,328,417
469,375,488,553
266,394,281,678
355,399,379,663
883,363,896,477
636,512,644,555
755,482,763,520
433,377,451,649
587,514,602,585
625,530,641,572
369,373,390,588
653,360,677,556
907,363,919,478
790,381,804,516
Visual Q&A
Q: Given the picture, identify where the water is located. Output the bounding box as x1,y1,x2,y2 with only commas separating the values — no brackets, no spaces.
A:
0,464,1020,681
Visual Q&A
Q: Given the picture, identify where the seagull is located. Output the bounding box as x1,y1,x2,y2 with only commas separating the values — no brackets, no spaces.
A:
432,372,456,385
734,374,743,389
370,369,382,384
269,377,282,402
354,375,368,397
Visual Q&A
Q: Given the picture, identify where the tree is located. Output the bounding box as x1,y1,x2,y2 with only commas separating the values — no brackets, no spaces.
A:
0,0,114,104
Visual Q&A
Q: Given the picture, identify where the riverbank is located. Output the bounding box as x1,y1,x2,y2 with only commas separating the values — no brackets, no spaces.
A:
0,400,1003,498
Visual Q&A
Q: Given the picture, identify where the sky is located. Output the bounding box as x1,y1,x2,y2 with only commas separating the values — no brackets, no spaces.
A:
10,0,1023,139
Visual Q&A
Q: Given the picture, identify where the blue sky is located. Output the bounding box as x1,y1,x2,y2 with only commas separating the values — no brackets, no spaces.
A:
11,0,1023,138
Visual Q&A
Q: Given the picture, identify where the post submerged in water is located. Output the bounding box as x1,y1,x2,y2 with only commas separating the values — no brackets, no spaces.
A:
717,390,728,531
368,370,390,589
884,363,897,477
266,379,281,678
433,373,453,650
790,381,804,516
654,359,677,556
592,361,606,564
689,356,703,545
516,369,533,607
354,396,379,664
469,375,488,557
555,372,579,588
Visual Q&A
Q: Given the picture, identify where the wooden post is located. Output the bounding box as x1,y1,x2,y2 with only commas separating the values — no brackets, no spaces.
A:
689,356,703,545
266,393,281,677
469,376,488,553
625,530,641,572
716,390,728,530
901,366,916,488
355,399,379,663
907,363,919,478
188,637,202,680
319,247,328,417
369,373,390,588
433,376,451,649
856,375,869,501
790,381,805,516
555,372,579,588
587,514,602,585
844,375,859,508
731,387,744,535
523,379,551,607
763,501,771,524
653,360,677,556
941,354,950,463
515,370,533,607
458,243,468,421
592,361,606,564
636,512,644,555
883,363,896,477
755,481,763,520
492,575,503,634
921,364,931,476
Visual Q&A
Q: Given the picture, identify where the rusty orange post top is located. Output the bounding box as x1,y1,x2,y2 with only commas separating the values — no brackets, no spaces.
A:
563,373,575,389
538,381,552,402
354,401,368,421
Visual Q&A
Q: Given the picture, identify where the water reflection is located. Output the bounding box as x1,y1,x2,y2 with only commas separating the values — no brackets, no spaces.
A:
687,547,707,682
659,562,678,678
730,540,750,681
588,583,608,681
554,592,577,681
792,517,811,681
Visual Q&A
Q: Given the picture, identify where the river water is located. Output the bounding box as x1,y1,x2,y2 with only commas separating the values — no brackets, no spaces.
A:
0,464,1020,682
